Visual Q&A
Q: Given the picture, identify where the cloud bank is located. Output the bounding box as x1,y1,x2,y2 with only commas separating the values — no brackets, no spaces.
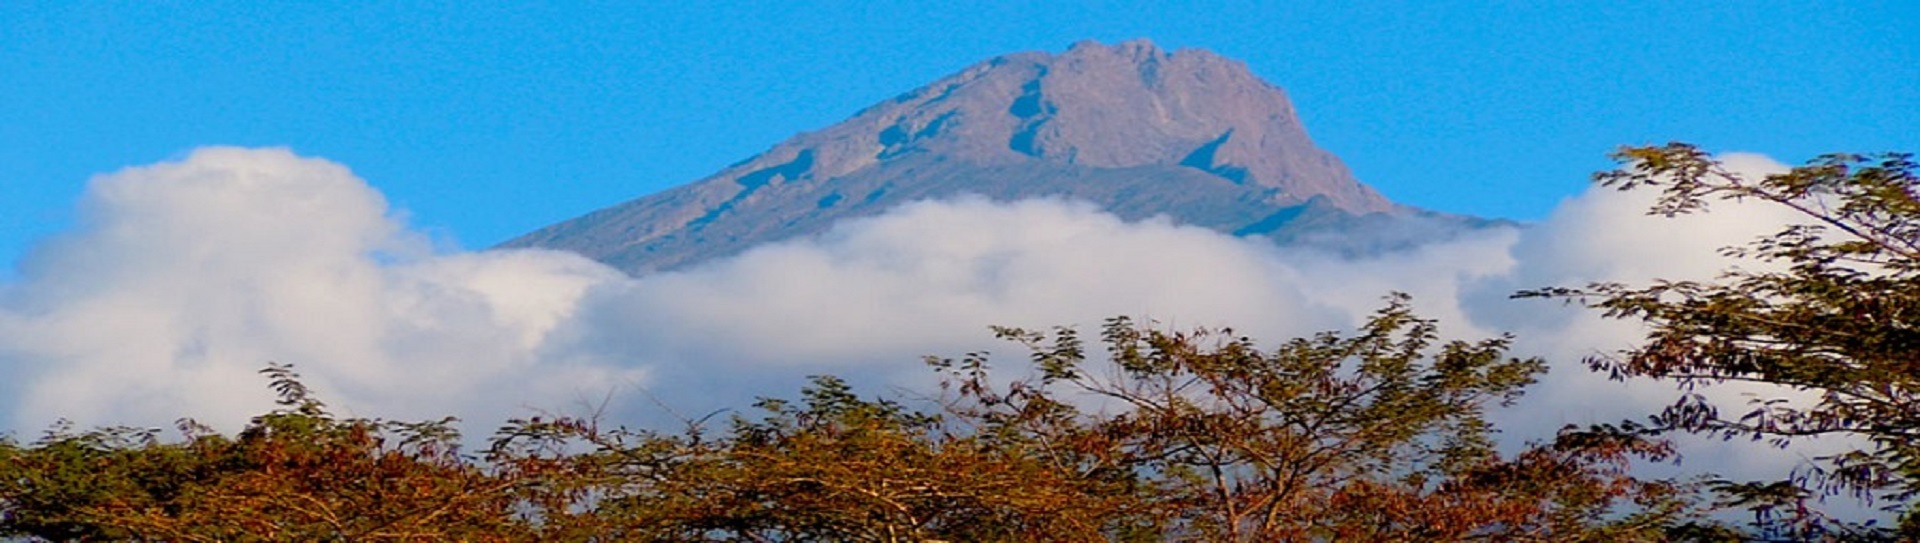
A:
0,148,1826,485
0,148,638,430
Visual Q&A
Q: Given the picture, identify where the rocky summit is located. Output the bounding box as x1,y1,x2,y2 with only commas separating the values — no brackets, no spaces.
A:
504,39,1446,274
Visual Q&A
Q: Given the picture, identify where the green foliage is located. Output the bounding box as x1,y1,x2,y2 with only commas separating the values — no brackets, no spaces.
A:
1523,143,1920,539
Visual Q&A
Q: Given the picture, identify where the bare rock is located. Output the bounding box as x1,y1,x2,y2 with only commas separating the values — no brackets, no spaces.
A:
504,40,1422,274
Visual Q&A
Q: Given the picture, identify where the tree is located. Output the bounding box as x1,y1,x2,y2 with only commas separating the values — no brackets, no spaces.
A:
0,364,530,542
1524,143,1920,539
489,295,1701,541
485,374,1138,542
950,294,1693,541
5,301,1704,541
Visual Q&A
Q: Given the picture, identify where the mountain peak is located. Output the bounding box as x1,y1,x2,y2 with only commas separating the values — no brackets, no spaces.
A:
505,42,1406,273
1065,37,1167,60
862,40,1388,211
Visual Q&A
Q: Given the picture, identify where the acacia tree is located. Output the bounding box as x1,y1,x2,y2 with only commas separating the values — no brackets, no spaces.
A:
947,294,1695,541
484,295,1703,541
0,365,531,542
1525,144,1920,539
485,374,1141,542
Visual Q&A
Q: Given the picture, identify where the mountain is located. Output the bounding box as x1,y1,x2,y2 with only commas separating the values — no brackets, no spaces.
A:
504,39,1477,273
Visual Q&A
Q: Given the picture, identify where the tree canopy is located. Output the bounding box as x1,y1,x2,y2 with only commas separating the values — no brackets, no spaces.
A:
1525,143,1920,539
3,299,1701,542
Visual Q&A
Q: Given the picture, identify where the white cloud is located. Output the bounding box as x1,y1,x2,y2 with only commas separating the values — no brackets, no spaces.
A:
0,148,1864,513
541,197,1379,417
1466,153,1808,426
573,198,1345,365
0,148,639,431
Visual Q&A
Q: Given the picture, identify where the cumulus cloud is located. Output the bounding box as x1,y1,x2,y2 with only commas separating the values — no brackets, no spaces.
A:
549,198,1378,416
0,148,639,431
1467,153,1809,427
0,147,1850,496
572,199,1346,366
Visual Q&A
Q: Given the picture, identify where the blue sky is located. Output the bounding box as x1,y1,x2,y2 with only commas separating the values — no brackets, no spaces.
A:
3,1,1915,269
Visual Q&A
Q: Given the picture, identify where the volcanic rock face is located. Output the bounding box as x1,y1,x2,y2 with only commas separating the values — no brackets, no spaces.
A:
504,39,1408,273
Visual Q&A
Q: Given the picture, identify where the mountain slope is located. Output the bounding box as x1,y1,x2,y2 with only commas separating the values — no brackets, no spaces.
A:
504,39,1432,273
